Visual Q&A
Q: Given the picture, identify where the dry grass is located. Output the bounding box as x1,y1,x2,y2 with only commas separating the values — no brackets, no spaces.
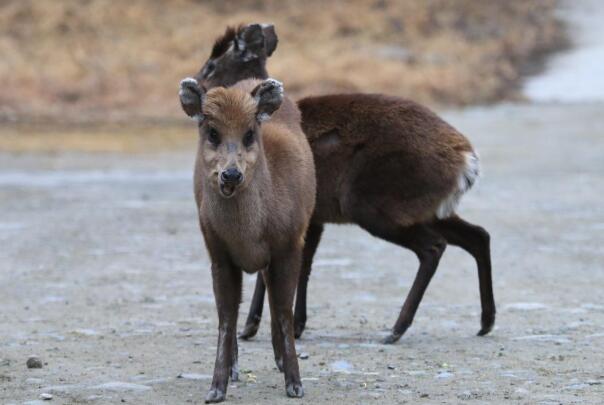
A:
0,0,564,126
0,123,195,153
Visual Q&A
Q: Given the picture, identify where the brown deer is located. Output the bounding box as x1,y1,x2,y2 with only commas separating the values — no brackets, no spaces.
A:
179,76,315,402
194,24,495,345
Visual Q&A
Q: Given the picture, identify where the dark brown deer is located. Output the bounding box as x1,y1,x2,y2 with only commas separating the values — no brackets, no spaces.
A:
195,24,495,345
179,76,315,402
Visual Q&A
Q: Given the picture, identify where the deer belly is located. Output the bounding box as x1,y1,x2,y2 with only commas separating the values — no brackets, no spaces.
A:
228,241,270,274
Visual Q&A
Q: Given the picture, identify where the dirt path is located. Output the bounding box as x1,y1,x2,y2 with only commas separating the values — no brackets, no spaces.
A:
1,102,603,404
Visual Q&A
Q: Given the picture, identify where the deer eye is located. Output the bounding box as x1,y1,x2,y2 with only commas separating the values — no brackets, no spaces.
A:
242,130,255,147
207,128,220,145
204,61,216,78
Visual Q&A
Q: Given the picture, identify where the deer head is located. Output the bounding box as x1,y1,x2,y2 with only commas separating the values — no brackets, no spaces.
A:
195,24,277,89
179,77,283,198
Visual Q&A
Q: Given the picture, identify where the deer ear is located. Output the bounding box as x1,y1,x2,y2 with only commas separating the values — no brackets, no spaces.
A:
251,78,283,122
179,77,206,122
235,23,275,61
261,24,278,56
235,24,264,61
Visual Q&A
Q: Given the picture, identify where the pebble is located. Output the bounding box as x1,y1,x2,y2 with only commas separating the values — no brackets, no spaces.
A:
176,373,212,380
435,371,454,379
457,390,473,400
39,393,53,400
26,356,43,369
298,352,309,360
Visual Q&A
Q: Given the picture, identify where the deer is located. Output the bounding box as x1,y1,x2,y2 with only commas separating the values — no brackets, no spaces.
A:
193,23,495,345
179,76,315,402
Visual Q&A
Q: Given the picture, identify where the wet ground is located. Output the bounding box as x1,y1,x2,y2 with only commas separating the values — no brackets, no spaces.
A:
1,101,603,404
524,0,604,103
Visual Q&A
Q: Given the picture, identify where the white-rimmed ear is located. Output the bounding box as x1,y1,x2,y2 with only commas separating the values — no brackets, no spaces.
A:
251,78,283,122
235,24,264,62
235,23,278,61
179,77,205,122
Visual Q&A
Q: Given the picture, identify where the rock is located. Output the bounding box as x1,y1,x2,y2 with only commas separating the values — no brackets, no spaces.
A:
70,329,99,337
457,390,473,400
435,371,454,379
298,352,309,360
387,364,396,370
26,356,43,369
39,393,53,400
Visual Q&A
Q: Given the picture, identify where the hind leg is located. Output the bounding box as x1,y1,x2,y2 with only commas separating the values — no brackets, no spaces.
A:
435,215,496,336
377,225,447,344
351,203,447,344
239,274,265,340
294,222,324,338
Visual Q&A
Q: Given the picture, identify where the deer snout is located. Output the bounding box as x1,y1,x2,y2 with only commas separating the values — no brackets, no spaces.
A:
220,167,243,185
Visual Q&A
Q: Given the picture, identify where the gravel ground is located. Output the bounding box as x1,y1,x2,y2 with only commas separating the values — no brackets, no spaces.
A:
1,102,604,404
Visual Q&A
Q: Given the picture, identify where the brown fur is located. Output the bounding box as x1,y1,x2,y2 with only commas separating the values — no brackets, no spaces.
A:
195,24,495,346
182,78,315,402
298,93,473,226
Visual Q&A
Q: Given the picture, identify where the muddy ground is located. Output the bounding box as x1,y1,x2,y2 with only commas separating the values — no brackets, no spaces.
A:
1,102,603,404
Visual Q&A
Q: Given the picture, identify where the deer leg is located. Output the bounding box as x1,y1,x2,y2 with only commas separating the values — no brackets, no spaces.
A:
205,262,241,403
239,274,265,340
261,269,284,372
294,222,324,338
380,225,447,344
265,250,304,398
435,215,495,336
353,205,447,344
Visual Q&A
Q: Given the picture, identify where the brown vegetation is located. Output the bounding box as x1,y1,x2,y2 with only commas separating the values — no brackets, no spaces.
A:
0,0,563,124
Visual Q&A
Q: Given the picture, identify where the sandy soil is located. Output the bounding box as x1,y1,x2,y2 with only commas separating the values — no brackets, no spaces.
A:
1,102,603,404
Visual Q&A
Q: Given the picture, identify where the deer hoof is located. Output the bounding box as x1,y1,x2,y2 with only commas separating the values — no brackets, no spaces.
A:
239,322,259,340
286,382,304,398
380,333,402,345
293,321,306,339
205,388,225,403
477,312,495,336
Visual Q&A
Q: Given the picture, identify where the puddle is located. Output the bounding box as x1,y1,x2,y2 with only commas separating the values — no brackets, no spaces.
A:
331,360,354,373
524,0,604,102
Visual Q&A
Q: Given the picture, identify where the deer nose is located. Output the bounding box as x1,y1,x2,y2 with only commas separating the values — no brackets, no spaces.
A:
220,167,243,184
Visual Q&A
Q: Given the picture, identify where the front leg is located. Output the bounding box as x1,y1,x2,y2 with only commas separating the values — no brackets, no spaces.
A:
265,250,304,398
206,261,242,403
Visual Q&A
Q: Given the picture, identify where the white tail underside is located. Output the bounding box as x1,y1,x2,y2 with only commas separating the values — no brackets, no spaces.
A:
435,151,481,219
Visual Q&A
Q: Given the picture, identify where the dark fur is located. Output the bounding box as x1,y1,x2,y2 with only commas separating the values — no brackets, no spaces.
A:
197,25,496,345
210,25,239,59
